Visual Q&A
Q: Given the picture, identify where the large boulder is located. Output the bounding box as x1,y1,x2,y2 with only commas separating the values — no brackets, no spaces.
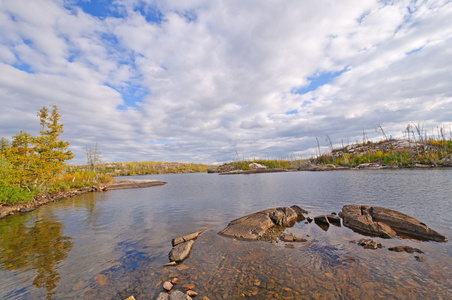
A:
339,205,447,242
219,207,299,240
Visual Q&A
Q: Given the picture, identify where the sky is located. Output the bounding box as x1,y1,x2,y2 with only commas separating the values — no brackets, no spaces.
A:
1,0,452,165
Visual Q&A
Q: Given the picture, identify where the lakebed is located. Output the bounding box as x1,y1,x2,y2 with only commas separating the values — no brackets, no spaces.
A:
0,169,451,299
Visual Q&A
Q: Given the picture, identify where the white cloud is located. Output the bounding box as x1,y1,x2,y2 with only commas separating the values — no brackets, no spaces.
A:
0,0,451,164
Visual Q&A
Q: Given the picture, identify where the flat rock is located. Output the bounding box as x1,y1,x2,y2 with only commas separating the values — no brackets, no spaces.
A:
339,205,447,242
104,179,166,191
169,240,195,262
219,207,299,240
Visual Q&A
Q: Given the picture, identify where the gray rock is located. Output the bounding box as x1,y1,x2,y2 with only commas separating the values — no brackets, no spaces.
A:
168,240,195,262
169,290,191,300
156,292,169,300
219,207,298,240
340,205,447,242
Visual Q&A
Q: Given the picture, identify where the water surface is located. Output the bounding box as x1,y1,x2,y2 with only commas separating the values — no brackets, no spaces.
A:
0,169,451,299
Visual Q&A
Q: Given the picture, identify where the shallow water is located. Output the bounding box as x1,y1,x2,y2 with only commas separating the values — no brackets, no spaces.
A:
0,169,451,299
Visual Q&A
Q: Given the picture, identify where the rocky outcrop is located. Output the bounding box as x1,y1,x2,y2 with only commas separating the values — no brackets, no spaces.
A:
339,205,447,242
104,179,166,191
219,207,304,240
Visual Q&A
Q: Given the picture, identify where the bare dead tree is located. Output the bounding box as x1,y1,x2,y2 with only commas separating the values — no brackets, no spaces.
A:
406,124,412,164
86,143,103,171
325,135,333,151
316,137,321,157
440,127,447,153
375,124,387,140
412,121,424,143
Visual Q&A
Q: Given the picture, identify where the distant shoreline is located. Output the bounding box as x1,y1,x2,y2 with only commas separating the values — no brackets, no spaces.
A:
0,179,166,220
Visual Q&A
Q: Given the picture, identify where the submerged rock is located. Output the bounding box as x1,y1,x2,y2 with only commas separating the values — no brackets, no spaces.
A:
388,246,423,253
339,205,447,242
219,207,302,240
169,290,192,300
156,292,169,300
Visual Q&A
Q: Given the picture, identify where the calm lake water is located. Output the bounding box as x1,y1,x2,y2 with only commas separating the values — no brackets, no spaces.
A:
1,169,451,299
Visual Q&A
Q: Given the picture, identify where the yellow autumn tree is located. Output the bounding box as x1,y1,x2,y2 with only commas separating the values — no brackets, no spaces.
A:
1,104,73,192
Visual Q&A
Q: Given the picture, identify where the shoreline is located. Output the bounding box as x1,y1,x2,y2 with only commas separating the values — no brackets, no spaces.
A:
0,179,166,220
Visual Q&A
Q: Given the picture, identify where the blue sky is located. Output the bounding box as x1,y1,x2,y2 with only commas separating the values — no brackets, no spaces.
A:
1,0,452,164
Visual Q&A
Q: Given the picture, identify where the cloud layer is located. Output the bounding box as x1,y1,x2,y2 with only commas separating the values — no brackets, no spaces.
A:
1,0,451,164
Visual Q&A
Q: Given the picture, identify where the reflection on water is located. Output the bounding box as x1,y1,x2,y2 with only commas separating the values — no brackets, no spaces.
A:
0,169,452,299
0,211,73,299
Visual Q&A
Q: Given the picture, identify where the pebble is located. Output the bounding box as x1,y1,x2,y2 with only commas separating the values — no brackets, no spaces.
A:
163,281,173,291
184,284,196,291
187,290,198,297
171,278,182,285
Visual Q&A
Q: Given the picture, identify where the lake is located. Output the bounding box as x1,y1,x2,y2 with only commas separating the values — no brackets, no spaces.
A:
1,169,451,299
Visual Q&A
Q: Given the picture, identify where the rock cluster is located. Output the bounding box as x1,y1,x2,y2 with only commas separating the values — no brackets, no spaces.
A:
357,239,382,249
